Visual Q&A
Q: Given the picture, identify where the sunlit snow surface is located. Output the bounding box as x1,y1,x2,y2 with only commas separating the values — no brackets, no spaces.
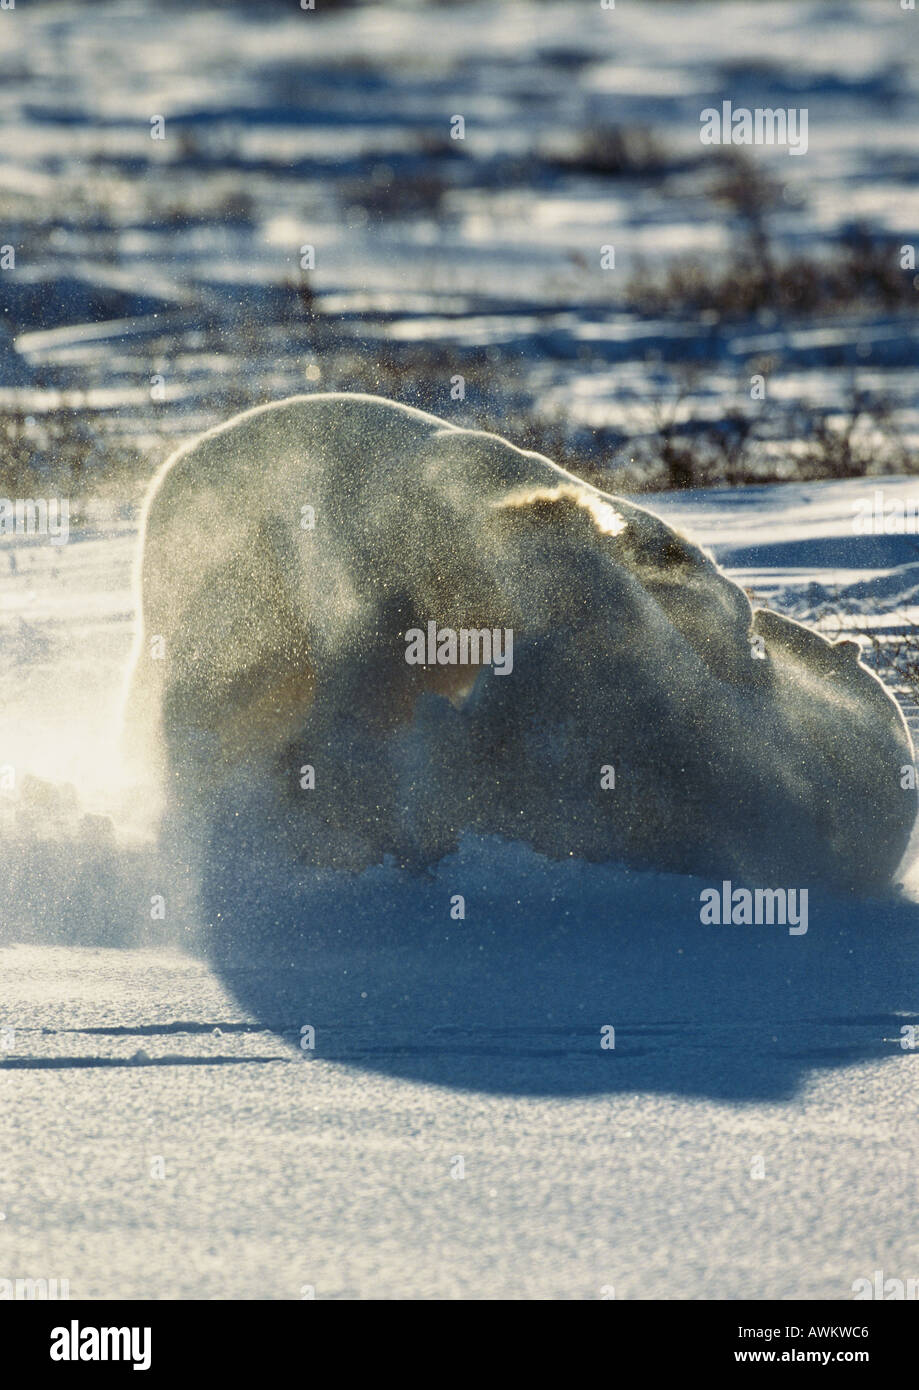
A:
3,458,919,1298
2,0,919,1301
0,0,917,458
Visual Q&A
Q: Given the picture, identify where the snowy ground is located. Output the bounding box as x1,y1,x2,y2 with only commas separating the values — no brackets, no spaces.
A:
2,0,919,1301
1,0,917,481
3,474,919,1300
3,941,919,1301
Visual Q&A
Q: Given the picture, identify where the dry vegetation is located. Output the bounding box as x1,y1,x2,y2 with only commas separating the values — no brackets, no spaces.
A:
0,410,142,502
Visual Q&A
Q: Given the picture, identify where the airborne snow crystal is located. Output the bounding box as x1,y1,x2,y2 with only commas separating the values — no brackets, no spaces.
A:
122,392,915,890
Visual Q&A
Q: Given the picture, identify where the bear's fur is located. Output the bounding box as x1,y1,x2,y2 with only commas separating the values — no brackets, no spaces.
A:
121,392,915,890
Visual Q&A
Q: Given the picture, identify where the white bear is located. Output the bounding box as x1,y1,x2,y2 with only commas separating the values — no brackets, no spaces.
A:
121,392,915,892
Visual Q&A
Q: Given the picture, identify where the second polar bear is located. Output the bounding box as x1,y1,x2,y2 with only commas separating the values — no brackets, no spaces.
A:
122,392,915,890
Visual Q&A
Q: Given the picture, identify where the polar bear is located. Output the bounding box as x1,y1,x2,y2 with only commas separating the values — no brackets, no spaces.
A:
121,392,915,891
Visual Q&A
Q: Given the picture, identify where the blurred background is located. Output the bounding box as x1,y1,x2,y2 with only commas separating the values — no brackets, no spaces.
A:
0,0,917,508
